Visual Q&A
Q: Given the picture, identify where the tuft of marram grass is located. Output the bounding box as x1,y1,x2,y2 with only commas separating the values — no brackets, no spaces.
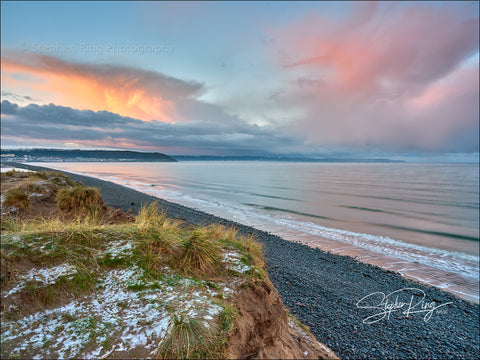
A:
157,313,216,359
177,227,222,277
135,229,176,278
4,169,17,177
219,304,240,333
135,201,166,229
1,215,29,232
56,186,103,214
3,188,30,210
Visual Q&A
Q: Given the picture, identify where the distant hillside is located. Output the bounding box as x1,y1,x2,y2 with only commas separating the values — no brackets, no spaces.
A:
172,155,405,163
1,149,177,162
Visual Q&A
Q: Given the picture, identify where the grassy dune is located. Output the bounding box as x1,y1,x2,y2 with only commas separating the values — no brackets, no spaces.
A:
0,172,247,358
1,169,337,359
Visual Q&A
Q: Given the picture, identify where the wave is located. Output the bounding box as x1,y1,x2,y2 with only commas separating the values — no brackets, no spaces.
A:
379,224,480,242
264,217,479,280
243,203,335,220
119,180,479,281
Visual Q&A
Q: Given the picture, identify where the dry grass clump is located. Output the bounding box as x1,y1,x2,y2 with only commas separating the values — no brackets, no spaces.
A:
56,186,103,214
134,202,182,276
177,227,222,277
136,202,182,234
132,203,266,280
3,188,30,210
157,314,216,359
135,202,166,230
1,215,38,232
156,304,240,359
135,229,177,277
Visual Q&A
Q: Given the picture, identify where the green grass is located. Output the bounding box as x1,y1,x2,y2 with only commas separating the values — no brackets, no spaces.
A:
158,313,216,359
219,304,240,333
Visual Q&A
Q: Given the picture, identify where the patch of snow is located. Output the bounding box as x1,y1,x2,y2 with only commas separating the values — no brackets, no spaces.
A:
1,269,171,358
4,234,22,243
99,239,134,259
24,264,77,285
317,341,336,357
222,251,251,274
38,241,56,255
27,193,45,198
3,263,77,297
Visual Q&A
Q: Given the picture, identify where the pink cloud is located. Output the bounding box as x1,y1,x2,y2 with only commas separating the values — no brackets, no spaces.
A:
1,52,203,123
270,2,479,152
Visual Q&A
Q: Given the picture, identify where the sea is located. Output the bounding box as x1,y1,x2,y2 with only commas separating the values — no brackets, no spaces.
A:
31,161,479,303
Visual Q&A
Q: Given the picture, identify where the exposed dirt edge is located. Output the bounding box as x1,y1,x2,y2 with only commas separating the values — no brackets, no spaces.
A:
227,279,339,359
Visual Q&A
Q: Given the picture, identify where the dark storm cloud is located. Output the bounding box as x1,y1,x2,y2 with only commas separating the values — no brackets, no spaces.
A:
1,100,301,155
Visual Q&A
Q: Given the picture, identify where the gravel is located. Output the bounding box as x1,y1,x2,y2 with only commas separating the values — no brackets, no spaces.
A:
6,162,480,359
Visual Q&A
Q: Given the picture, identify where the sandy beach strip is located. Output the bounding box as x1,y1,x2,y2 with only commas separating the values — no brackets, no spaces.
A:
3,161,479,359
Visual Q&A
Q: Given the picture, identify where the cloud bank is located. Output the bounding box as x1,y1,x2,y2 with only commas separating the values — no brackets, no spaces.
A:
1,100,302,155
269,2,479,153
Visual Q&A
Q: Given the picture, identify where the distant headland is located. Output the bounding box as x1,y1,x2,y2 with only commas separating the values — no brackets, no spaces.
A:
1,149,406,163
0,149,176,162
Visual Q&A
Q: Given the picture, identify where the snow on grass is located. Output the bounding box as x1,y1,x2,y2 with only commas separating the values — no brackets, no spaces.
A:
4,263,78,297
38,241,56,255
97,239,134,259
27,192,45,198
222,251,251,274
1,262,229,359
2,234,21,244
1,205,17,216
23,263,77,285
1,231,249,358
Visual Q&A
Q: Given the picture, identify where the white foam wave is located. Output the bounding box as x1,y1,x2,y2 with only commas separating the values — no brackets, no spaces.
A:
120,180,479,281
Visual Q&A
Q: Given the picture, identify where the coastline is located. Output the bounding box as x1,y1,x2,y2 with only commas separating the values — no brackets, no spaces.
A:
3,162,479,359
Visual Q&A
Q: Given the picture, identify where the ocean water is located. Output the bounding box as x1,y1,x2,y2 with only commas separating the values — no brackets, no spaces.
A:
32,161,479,303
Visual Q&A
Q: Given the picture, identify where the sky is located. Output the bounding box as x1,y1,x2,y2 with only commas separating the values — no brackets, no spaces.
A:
1,1,479,161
